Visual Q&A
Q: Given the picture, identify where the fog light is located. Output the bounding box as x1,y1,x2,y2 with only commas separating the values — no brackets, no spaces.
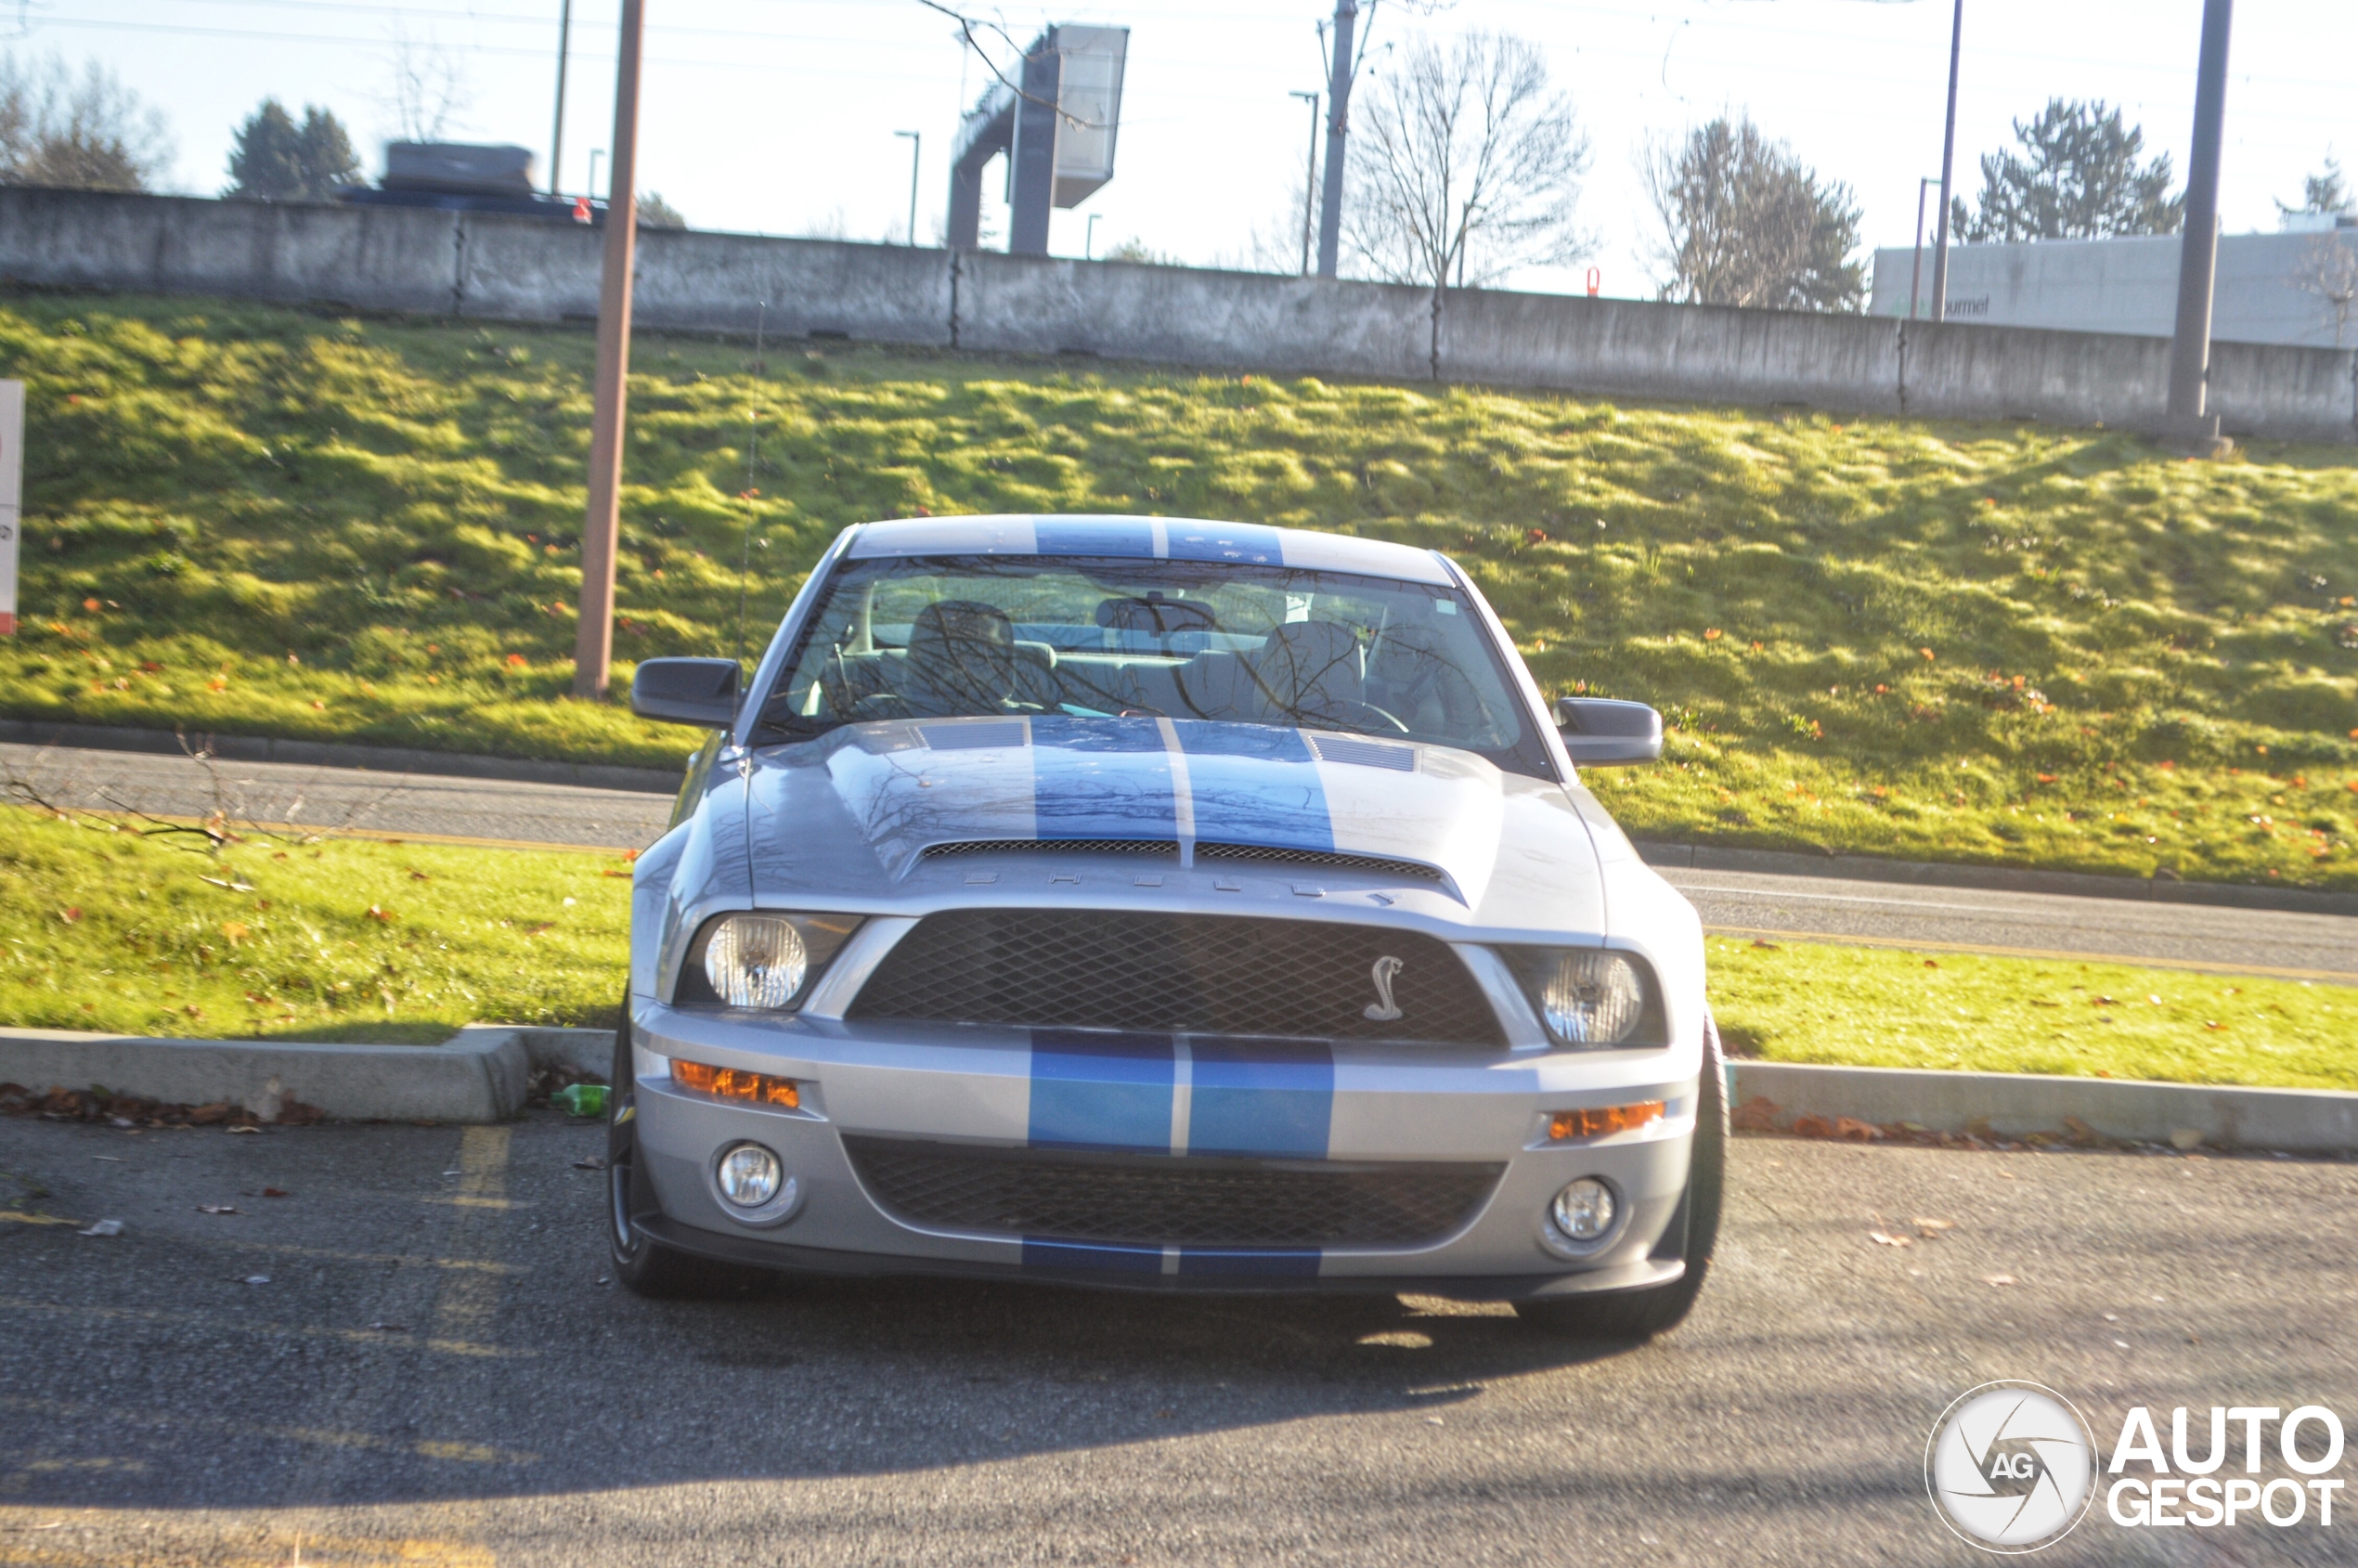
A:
1550,1177,1616,1243
716,1142,783,1209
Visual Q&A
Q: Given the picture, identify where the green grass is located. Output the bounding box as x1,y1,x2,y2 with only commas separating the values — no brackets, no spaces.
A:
0,804,628,1043
1708,937,2358,1092
3,291,2355,888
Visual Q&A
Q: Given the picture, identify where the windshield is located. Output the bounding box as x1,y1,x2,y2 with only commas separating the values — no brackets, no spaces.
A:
753,554,1549,775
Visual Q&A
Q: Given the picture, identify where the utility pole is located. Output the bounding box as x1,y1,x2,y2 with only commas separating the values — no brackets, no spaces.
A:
895,130,921,245
1315,1,1357,279
549,0,572,196
1929,0,1963,322
2166,0,2235,450
571,0,646,700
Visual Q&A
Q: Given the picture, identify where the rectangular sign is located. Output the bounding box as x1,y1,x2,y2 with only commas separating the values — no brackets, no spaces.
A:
0,379,19,636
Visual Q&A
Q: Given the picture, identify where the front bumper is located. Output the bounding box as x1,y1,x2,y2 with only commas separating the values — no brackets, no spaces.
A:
628,1002,1702,1297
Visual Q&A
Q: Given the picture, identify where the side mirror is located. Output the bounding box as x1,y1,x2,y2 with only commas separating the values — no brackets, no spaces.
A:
631,657,742,728
1555,696,1663,767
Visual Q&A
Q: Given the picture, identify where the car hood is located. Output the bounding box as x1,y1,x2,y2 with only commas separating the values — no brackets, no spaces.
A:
741,716,1606,934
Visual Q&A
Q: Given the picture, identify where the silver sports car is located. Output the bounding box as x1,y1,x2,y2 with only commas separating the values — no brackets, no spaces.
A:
611,514,1725,1337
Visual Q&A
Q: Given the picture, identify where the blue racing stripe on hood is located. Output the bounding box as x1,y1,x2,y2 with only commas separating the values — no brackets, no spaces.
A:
1027,716,1178,842
1028,1030,1174,1152
1173,722,1335,852
1177,1248,1321,1277
1186,1040,1332,1159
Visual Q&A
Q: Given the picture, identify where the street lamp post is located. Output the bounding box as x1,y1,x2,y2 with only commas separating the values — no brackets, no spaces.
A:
1929,0,1963,323
894,130,921,246
1315,0,1357,279
1909,175,1939,320
570,0,646,699
1289,89,1320,276
548,0,572,197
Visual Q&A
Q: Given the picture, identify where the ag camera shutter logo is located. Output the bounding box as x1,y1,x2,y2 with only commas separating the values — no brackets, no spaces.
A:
1926,1381,2099,1552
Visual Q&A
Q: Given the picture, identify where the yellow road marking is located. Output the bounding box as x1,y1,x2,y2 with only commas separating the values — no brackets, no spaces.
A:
0,1214,73,1227
0,1396,537,1467
432,1128,512,1341
1704,924,2358,983
0,1517,497,1567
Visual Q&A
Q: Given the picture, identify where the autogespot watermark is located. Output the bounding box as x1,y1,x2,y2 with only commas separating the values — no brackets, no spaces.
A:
1927,1384,2349,1553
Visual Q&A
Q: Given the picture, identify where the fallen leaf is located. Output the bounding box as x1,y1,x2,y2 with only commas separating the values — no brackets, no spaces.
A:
201,875,257,892
219,921,249,945
1912,1218,1956,1237
366,905,395,922
56,906,81,924
1869,1231,1914,1248
1730,1095,1781,1132
408,868,431,881
261,1187,292,1198
1833,1116,1883,1142
1749,939,1780,951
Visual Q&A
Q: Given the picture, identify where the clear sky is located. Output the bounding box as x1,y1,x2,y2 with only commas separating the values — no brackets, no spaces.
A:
38,0,2358,300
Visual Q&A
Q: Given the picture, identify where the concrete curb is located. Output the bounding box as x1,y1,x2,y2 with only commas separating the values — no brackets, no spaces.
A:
1635,838,2358,919
0,718,680,796
0,1025,615,1124
1730,1060,2358,1156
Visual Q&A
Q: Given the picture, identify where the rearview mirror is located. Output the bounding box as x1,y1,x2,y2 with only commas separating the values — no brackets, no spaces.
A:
631,657,742,728
1555,696,1663,767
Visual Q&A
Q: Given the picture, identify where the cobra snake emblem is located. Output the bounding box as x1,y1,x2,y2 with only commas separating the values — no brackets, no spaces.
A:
1363,955,1406,1021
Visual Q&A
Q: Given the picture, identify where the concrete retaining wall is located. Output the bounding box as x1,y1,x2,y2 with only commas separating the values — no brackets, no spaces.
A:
4,187,2352,444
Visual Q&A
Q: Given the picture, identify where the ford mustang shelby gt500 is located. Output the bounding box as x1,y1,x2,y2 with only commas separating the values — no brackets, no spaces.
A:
611,514,1726,1336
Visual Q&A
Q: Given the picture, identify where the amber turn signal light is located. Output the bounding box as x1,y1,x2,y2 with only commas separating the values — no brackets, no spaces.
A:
1548,1101,1664,1142
673,1059,800,1109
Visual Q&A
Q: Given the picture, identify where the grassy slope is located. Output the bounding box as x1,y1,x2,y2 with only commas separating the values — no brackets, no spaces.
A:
0,804,628,1043
3,293,2355,887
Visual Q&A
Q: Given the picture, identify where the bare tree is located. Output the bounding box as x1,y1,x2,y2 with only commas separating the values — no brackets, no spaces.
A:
382,30,471,144
2290,235,2358,348
0,51,174,191
1643,115,1865,312
1342,31,1588,377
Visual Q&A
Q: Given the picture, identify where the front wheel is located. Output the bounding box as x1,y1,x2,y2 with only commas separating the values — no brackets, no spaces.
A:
1516,1013,1728,1341
606,996,773,1300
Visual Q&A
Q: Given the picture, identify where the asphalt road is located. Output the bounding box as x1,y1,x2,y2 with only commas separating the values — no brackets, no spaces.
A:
7,741,2356,982
2,1114,2351,1565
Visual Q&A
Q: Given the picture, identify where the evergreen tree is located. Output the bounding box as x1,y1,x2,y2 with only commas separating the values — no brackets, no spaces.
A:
1644,115,1865,311
226,99,358,201
2278,157,2349,219
1952,99,2181,243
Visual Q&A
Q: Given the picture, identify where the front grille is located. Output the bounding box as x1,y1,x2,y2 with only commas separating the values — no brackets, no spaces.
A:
1195,843,1444,881
847,909,1504,1046
845,1136,1503,1248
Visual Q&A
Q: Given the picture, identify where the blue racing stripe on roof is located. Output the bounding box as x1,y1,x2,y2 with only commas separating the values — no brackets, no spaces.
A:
1034,518,1157,557
1028,716,1177,842
1028,1030,1174,1152
1173,722,1335,853
1166,520,1285,564
1186,1040,1332,1159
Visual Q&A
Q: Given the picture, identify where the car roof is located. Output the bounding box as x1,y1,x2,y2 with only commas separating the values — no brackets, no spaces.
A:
845,514,1456,587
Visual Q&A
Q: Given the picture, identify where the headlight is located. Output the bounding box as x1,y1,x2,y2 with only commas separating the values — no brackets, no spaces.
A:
1504,949,1657,1047
677,913,862,1010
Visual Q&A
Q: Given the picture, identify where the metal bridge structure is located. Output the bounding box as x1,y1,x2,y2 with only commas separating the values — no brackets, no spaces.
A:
948,25,1128,255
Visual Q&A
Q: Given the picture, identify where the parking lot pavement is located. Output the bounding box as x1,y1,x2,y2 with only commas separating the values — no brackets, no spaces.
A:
2,1115,2351,1566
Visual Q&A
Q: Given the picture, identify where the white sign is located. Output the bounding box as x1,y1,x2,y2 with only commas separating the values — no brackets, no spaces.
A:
0,379,19,636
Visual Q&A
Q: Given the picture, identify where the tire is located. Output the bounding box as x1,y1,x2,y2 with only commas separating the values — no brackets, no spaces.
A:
1515,1012,1728,1341
606,996,774,1300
